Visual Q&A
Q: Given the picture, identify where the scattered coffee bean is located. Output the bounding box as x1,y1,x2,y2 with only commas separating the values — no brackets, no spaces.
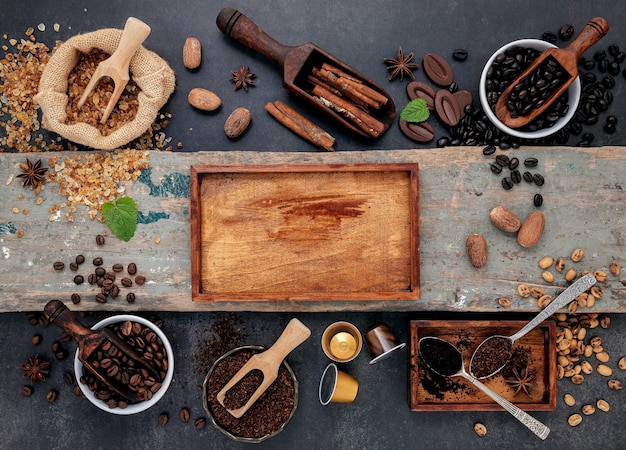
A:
110,285,120,298
508,157,519,170
510,169,522,184
126,293,136,303
31,334,42,345
63,371,75,385
533,173,545,186
559,24,575,41
482,144,496,156
73,275,84,285
93,257,103,266
96,235,105,246
495,154,510,167
490,163,502,174
452,48,468,62
95,267,106,277
501,177,513,190
121,277,133,288
135,276,146,286
180,407,190,423
53,261,65,271
69,262,79,271
112,263,124,273
127,263,137,276
75,254,85,265
534,193,544,207
194,417,206,430
71,293,81,304
524,157,538,167
95,293,107,303
523,171,534,182
46,389,58,403
105,272,116,281
21,386,33,397
158,412,169,427
541,31,557,44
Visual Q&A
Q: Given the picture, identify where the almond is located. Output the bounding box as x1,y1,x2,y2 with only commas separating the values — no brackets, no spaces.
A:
517,211,545,248
489,206,521,233
188,88,221,111
466,233,488,268
183,37,202,69
224,107,252,139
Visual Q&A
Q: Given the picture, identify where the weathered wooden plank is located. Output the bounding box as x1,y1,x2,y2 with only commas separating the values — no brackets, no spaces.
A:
1,147,625,312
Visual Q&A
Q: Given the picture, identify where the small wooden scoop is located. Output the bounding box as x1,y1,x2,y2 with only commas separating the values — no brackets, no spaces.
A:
216,7,395,138
217,318,311,418
77,17,151,124
495,17,608,129
44,300,160,403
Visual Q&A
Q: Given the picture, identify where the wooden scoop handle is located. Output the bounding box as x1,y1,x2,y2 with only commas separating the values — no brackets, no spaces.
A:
108,17,152,79
565,17,609,63
216,7,292,67
256,318,311,364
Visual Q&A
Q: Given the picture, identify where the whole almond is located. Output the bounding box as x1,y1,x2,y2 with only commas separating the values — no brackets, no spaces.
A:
188,88,221,111
466,233,488,268
183,37,202,69
489,206,521,233
517,211,545,248
224,107,252,139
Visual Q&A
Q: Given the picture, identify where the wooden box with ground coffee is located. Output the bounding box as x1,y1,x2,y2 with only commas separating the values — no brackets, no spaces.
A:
409,320,556,411
190,163,420,303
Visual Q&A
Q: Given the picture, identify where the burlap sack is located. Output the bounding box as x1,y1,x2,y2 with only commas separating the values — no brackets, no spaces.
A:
35,28,176,150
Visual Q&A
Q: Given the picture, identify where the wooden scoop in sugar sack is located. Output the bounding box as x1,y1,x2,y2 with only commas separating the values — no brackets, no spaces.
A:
216,7,395,138
495,17,608,128
217,318,311,418
44,300,160,403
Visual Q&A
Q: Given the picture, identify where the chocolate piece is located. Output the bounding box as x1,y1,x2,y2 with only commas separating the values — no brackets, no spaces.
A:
434,89,462,127
399,120,434,143
422,53,454,86
406,81,436,110
453,90,472,113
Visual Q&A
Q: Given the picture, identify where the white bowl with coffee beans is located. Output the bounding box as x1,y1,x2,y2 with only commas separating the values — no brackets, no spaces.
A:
480,38,581,139
74,314,174,415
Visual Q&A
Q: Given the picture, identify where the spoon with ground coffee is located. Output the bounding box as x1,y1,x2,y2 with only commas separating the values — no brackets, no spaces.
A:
470,273,597,379
418,336,550,440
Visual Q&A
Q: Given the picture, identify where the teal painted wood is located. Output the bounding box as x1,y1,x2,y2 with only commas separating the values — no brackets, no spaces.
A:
1,147,625,312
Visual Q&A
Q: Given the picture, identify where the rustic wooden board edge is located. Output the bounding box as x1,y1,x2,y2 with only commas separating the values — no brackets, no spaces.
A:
189,162,420,303
408,319,556,412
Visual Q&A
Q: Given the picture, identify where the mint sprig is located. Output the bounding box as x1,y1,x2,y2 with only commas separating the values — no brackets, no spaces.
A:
101,197,138,242
400,98,430,123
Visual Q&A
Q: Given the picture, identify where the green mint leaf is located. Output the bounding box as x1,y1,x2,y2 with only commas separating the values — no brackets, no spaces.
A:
399,98,430,123
101,197,138,242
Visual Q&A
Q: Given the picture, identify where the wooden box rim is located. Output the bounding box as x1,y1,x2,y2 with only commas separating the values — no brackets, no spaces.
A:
190,163,420,302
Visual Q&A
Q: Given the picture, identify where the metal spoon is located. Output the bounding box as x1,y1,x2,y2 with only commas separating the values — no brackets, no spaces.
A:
418,336,550,440
470,273,597,379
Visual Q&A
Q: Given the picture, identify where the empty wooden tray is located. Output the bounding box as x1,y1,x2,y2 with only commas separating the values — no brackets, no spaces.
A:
409,320,556,411
190,163,420,302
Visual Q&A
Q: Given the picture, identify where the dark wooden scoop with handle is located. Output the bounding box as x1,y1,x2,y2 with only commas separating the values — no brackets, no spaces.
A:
216,318,311,418
495,17,608,128
44,300,160,404
216,7,395,138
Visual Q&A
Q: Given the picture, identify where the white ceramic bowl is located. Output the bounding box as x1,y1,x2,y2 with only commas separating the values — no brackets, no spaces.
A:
479,38,581,139
74,314,174,415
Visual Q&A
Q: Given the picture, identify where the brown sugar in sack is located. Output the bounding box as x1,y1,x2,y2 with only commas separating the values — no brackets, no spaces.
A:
35,27,176,150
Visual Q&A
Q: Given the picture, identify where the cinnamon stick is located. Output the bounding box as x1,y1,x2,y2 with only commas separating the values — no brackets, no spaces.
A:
311,85,384,138
320,63,389,106
264,101,335,152
311,67,382,109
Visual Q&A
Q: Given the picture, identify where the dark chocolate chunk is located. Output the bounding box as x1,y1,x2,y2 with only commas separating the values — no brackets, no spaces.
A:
422,53,454,86
434,89,462,127
406,81,436,110
399,119,435,143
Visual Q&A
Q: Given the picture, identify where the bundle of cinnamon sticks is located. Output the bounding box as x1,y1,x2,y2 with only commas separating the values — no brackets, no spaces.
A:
308,63,388,138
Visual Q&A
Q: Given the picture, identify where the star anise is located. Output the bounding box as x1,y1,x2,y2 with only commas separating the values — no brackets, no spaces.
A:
383,46,419,81
21,354,51,385
230,65,256,91
16,158,48,189
505,367,536,396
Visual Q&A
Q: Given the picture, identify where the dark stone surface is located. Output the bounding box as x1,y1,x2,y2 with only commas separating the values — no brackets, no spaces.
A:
2,0,626,448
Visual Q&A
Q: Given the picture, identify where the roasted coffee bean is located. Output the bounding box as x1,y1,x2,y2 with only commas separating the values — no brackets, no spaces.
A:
158,413,169,427
448,81,459,93
134,276,146,286
95,293,107,303
501,177,513,190
533,173,545,186
21,386,33,397
608,62,621,75
121,277,133,288
541,31,557,44
524,157,538,168
436,136,450,147
559,24,575,40
534,193,544,207
46,389,58,403
194,418,206,430
583,60,596,70
582,132,594,142
614,52,625,64
53,261,65,271
126,293,136,303
75,254,85,265
105,272,116,281
110,285,120,298
511,169,522,183
31,333,42,345
452,48,468,62
71,293,81,304
55,350,68,360
93,257,103,266
69,262,79,271
594,50,607,62
73,275,84,285
63,371,75,385
490,163,502,174
127,263,137,276
87,273,97,285
482,144,496,156
95,267,106,277
495,154,510,167
508,157,519,170
608,44,620,57
102,279,113,289
96,235,105,246
604,122,617,133
112,263,124,273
